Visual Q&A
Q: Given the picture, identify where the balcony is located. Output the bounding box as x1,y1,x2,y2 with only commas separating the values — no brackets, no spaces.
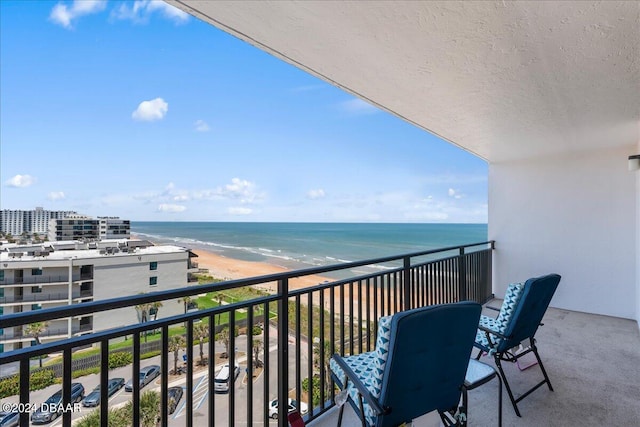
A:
0,290,93,305
1,241,638,426
0,275,87,287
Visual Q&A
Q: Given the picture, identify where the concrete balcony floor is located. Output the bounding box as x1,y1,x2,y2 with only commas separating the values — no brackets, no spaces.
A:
309,304,640,426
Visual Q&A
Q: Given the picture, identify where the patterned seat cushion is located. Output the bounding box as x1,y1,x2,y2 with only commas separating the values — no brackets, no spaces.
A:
330,315,393,426
475,282,524,351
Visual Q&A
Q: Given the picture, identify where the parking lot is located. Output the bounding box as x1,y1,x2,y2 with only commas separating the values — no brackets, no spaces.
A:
1,327,308,426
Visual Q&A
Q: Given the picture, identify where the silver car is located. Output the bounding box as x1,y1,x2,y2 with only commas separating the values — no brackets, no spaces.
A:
125,365,160,392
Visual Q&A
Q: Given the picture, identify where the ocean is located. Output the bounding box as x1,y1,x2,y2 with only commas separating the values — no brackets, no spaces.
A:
132,222,488,277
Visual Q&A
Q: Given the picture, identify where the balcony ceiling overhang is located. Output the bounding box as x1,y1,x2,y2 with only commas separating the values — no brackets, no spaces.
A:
170,1,640,163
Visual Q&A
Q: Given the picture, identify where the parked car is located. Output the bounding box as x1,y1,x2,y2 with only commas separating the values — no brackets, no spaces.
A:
213,363,240,393
268,398,308,419
82,378,125,407
31,383,85,424
0,411,19,427
167,386,184,414
125,365,160,391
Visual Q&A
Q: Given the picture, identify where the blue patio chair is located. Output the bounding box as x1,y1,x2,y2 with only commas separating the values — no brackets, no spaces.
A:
330,301,482,427
474,273,561,417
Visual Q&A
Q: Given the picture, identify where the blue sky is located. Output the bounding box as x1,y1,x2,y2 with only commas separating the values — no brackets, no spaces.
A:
0,0,488,223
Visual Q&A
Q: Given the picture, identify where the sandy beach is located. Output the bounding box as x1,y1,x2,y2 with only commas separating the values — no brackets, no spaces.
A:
190,248,335,293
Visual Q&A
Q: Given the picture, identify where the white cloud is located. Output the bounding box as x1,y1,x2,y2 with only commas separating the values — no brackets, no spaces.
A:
132,97,168,121
48,191,66,201
113,0,189,24
290,84,325,93
307,189,326,199
339,98,379,115
5,174,36,188
221,178,262,203
448,188,463,199
157,203,186,213
49,0,107,29
228,207,252,215
194,120,210,132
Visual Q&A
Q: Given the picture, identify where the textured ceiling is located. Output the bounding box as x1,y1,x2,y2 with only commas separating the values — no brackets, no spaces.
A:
170,1,640,162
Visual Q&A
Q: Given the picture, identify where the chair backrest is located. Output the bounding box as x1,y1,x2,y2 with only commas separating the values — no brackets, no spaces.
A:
498,273,561,352
376,301,481,427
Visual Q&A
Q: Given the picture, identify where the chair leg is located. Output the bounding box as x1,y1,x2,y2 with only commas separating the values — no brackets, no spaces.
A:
458,388,468,427
494,356,522,417
475,348,483,361
337,402,345,427
496,367,503,427
531,344,554,392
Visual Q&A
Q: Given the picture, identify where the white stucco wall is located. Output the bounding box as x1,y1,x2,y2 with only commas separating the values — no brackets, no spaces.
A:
489,145,637,319
636,139,640,326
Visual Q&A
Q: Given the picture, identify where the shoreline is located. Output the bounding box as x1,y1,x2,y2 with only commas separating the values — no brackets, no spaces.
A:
133,234,335,294
189,247,335,293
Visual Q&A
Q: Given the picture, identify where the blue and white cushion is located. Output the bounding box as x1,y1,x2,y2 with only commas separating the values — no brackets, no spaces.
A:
330,315,393,426
476,282,524,350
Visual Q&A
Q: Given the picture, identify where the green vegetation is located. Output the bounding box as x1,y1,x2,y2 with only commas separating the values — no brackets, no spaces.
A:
0,369,56,399
302,376,322,407
75,390,160,427
195,273,223,284
108,352,133,369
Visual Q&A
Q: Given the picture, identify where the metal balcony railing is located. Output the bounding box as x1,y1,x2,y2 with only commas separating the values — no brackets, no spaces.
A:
0,241,494,427
0,291,93,305
0,275,89,286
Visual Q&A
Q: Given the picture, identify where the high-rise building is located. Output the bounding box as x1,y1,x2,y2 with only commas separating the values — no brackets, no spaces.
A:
0,208,77,236
0,209,131,241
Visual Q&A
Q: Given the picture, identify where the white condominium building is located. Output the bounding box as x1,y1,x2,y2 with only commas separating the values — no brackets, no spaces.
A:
98,217,131,240
0,207,77,236
0,239,199,352
48,215,131,241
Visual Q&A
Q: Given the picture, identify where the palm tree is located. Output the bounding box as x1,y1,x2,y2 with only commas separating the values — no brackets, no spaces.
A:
178,296,193,329
193,322,209,365
216,294,223,325
178,296,193,315
134,294,154,343
150,301,162,321
168,335,186,375
252,337,264,368
25,322,49,367
216,327,230,359
139,390,161,427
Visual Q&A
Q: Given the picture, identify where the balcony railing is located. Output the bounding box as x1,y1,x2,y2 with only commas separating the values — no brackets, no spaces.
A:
0,326,93,342
0,275,89,286
0,241,493,427
0,290,93,305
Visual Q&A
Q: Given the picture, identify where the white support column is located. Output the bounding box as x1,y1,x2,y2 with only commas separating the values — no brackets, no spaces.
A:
68,257,73,338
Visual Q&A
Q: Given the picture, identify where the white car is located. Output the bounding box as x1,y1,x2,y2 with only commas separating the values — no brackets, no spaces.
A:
268,398,309,419
213,363,240,393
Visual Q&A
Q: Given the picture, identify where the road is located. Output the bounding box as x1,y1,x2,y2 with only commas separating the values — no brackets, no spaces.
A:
0,327,310,426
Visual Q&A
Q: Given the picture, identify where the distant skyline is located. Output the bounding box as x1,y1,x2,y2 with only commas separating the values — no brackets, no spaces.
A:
0,0,488,223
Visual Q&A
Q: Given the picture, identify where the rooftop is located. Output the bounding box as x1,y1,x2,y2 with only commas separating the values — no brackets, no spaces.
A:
0,239,189,263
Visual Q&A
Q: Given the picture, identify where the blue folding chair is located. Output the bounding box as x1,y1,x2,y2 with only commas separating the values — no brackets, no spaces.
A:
475,273,561,417
330,301,482,427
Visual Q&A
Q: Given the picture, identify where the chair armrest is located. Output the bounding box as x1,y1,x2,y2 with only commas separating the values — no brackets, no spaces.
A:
478,324,508,340
331,354,388,416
